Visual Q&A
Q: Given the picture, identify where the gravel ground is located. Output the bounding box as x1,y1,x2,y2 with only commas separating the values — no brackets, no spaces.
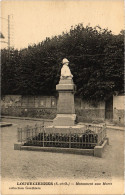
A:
1,118,124,181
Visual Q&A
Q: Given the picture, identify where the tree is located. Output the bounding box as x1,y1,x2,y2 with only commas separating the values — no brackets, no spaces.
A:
1,24,124,101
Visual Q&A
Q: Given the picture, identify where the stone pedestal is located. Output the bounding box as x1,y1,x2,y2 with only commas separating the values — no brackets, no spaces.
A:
53,78,76,126
45,124,86,134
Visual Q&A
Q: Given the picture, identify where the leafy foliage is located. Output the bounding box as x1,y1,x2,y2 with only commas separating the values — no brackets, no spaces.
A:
1,24,124,100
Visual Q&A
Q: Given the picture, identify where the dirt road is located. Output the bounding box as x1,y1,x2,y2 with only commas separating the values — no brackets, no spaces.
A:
1,118,124,181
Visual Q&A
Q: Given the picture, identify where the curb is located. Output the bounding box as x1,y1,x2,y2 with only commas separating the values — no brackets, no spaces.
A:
2,116,124,131
1,116,53,122
17,145,94,156
106,126,124,131
0,122,12,127
14,138,109,158
79,122,124,131
94,138,109,158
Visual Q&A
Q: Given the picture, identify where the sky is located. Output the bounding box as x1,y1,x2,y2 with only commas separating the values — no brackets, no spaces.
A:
1,0,124,50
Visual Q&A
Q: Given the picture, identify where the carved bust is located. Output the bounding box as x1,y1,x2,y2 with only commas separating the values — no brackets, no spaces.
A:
61,58,73,79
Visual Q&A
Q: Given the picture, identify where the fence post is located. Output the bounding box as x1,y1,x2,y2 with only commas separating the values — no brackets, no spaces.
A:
21,128,22,143
102,127,103,142
42,120,44,129
14,127,24,150
100,128,101,145
53,126,56,147
97,129,100,146
34,124,37,145
32,126,34,145
102,126,104,141
43,125,45,147
17,128,20,142
69,127,72,148
105,126,107,138
26,125,29,140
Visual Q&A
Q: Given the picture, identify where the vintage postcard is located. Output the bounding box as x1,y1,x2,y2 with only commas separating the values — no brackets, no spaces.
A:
1,0,124,195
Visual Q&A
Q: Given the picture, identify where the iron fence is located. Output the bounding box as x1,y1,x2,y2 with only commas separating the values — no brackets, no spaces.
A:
17,123,107,149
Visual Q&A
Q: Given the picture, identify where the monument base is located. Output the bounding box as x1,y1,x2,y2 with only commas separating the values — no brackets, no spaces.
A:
53,114,76,126
45,124,86,134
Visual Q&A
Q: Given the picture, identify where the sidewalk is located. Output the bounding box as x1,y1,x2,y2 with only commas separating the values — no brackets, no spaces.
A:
1,115,124,131
79,122,124,131
1,115,53,122
106,125,124,131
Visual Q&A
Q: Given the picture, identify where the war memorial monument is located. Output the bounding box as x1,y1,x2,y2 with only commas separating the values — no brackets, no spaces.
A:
14,58,108,157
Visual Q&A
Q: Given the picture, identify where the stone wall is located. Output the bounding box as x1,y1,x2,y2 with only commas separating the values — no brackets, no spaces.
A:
1,95,57,119
113,95,124,125
75,98,105,122
1,95,105,122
